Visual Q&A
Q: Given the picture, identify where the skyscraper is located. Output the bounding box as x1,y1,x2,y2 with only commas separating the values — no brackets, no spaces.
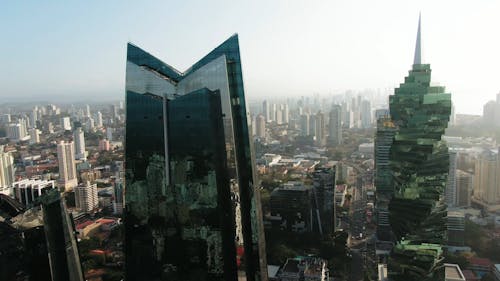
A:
61,116,71,131
40,189,84,281
0,145,14,189
125,35,267,281
360,99,372,128
388,16,451,280
374,116,396,242
256,114,266,138
73,127,86,160
57,141,78,191
263,100,270,122
74,182,98,212
328,105,342,146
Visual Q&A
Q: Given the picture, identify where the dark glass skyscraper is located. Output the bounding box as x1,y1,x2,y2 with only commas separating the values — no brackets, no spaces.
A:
125,35,267,281
388,16,451,281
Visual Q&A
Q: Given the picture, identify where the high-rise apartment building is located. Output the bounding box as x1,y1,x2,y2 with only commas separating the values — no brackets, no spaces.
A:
74,182,98,212
263,100,270,122
388,16,451,280
314,111,325,146
7,120,29,142
300,114,310,136
73,127,86,160
256,114,266,138
0,146,15,189
360,99,372,128
328,105,342,146
94,111,103,127
61,116,71,131
57,141,78,191
472,150,500,208
29,128,40,144
125,35,267,281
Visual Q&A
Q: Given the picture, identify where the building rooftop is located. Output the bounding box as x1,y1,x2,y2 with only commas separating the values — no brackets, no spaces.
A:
444,263,465,281
468,257,492,268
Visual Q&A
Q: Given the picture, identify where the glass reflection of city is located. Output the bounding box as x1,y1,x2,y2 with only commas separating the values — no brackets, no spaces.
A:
125,34,267,281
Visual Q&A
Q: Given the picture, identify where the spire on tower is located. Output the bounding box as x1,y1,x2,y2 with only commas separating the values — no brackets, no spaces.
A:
413,13,422,65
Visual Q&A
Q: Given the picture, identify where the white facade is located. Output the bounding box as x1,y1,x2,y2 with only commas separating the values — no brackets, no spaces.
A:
73,127,86,160
57,141,78,191
328,105,343,145
29,128,40,144
75,182,98,212
0,146,14,188
12,179,55,206
61,116,71,131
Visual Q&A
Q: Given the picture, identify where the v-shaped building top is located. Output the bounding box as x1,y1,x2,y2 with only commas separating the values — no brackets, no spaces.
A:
124,35,267,281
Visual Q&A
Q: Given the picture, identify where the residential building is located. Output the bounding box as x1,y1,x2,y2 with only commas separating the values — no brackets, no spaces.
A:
57,141,78,191
328,105,342,146
74,182,98,212
73,127,86,160
61,116,71,131
0,146,15,189
256,114,266,138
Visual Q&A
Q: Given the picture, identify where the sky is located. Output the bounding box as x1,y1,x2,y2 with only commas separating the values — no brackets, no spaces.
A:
1,1,499,114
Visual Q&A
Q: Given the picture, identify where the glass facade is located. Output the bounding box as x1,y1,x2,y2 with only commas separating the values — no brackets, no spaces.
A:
125,35,267,281
387,60,451,281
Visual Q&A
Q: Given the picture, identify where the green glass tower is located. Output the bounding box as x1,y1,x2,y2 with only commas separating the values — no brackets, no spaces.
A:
388,15,451,281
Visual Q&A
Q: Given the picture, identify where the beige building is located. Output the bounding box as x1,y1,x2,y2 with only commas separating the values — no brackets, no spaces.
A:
57,141,78,191
473,150,500,210
0,145,15,189
75,182,98,212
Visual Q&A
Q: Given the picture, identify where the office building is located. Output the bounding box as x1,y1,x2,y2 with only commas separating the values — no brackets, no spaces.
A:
312,166,336,236
73,127,86,160
446,211,465,247
12,179,56,206
456,170,472,207
374,116,396,241
40,190,84,281
388,16,451,280
446,151,458,207
328,105,342,146
57,141,78,191
125,35,267,281
74,182,98,212
61,116,71,131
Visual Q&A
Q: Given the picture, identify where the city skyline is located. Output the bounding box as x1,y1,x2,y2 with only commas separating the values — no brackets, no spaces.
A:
1,1,499,114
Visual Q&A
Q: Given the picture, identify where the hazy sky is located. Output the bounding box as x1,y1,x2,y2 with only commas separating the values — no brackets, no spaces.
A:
1,1,498,114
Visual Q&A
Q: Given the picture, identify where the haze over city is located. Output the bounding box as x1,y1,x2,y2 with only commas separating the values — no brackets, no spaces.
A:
1,0,499,114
